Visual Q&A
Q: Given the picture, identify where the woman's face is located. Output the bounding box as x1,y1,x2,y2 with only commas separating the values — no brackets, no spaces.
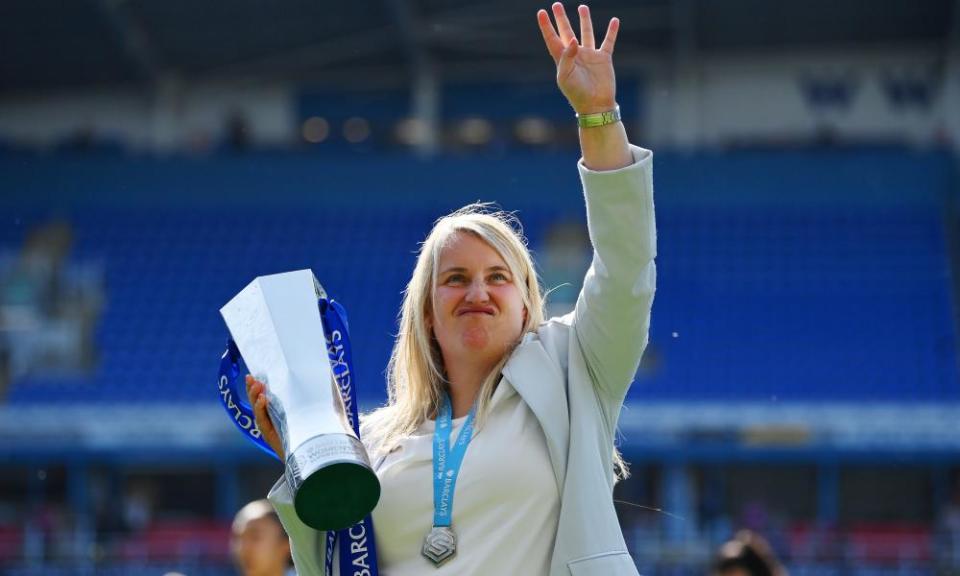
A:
430,231,527,369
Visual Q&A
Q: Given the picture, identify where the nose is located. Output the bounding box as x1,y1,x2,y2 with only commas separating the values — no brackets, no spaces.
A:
464,277,490,303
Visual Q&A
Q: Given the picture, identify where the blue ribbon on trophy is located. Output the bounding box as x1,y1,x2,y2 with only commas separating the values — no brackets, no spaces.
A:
319,298,380,576
218,269,380,576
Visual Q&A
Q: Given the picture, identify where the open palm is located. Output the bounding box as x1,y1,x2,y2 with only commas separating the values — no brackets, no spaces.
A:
537,3,620,115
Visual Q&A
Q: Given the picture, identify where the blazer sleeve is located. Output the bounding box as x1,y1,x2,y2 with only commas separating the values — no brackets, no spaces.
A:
268,477,326,576
572,144,657,403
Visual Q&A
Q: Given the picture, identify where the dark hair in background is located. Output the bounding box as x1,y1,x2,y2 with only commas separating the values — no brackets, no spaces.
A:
712,530,786,576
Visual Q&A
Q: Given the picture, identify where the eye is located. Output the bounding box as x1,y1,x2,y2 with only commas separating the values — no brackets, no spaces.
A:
444,273,467,285
489,272,510,283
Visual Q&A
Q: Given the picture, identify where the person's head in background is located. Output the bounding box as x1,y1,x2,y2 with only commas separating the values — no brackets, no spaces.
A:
712,530,786,576
231,499,291,576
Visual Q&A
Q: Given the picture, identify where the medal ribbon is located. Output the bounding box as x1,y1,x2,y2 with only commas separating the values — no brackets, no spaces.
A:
432,393,477,528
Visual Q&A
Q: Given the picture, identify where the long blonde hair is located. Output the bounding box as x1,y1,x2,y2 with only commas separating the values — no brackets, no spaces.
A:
362,203,629,480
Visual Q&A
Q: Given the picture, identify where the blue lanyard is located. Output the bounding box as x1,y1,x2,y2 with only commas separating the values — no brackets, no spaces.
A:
433,393,477,528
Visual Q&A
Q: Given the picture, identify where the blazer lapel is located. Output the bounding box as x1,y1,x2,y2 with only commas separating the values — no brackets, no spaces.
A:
503,333,570,490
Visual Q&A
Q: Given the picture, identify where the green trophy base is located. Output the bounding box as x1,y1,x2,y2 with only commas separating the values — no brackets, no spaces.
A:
286,433,381,531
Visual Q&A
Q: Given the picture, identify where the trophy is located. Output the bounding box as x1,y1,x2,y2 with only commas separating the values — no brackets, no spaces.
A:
220,269,380,531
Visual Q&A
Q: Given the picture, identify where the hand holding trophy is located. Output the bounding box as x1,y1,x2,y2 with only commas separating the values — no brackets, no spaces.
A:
245,375,283,459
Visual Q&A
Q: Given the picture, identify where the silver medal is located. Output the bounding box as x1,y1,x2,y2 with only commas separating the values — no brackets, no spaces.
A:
422,525,457,566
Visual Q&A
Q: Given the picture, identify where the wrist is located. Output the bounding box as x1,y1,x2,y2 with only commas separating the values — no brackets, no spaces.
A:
573,96,618,114
578,114,632,171
575,103,617,115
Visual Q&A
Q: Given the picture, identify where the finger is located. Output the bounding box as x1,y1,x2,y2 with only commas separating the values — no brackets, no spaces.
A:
248,379,264,404
537,9,564,64
254,393,273,432
578,5,595,50
600,17,620,54
551,2,577,46
246,375,258,403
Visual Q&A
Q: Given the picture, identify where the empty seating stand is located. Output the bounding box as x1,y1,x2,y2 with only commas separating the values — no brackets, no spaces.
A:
0,147,956,407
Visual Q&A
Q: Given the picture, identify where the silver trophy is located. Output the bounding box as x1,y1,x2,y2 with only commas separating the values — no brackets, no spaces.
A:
220,269,380,531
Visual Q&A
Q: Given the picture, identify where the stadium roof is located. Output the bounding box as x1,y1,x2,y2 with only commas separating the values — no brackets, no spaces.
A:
0,0,955,94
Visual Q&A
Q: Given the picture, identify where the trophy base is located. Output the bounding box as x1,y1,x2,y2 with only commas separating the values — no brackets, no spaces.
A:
286,433,381,531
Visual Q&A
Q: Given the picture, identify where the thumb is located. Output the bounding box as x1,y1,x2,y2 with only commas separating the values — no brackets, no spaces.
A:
558,40,578,79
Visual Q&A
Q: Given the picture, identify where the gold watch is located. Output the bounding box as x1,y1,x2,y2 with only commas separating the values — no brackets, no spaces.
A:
576,105,621,128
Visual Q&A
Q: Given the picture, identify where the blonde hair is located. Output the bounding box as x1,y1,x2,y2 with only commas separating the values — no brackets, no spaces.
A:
363,203,628,481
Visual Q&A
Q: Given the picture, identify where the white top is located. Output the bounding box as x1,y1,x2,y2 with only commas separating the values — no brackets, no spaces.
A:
369,380,560,575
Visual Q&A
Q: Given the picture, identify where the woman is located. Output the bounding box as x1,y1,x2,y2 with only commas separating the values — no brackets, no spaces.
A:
231,499,294,576
246,3,657,575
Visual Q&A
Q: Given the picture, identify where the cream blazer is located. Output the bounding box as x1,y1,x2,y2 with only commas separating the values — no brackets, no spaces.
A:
269,144,657,576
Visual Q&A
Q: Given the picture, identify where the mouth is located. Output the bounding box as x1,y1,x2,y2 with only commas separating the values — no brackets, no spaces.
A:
457,307,496,316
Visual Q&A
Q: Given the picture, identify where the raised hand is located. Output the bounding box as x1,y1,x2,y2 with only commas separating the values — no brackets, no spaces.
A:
537,3,620,115
246,374,285,461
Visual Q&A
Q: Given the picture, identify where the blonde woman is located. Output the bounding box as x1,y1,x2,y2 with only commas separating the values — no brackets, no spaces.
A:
245,3,656,575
